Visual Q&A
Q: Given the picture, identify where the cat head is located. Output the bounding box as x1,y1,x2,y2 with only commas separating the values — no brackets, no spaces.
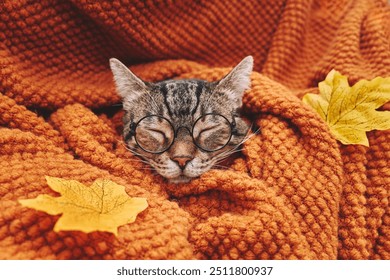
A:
110,56,253,183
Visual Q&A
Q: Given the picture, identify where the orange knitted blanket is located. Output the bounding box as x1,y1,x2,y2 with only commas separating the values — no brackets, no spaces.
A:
0,0,389,260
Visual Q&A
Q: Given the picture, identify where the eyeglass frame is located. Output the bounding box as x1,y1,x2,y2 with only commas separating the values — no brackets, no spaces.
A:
126,113,239,154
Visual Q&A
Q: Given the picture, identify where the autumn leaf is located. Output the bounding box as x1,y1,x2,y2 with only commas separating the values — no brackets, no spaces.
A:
19,176,148,236
303,70,390,146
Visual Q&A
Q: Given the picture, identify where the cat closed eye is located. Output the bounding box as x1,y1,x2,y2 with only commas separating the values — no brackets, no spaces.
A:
135,116,174,153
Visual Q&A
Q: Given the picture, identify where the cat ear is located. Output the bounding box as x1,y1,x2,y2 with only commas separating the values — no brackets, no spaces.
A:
109,58,148,102
214,56,253,108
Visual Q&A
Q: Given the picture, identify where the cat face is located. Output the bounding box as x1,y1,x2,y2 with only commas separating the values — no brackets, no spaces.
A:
110,57,253,183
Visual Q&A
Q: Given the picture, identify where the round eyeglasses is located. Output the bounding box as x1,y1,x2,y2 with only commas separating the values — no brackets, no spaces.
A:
127,113,237,154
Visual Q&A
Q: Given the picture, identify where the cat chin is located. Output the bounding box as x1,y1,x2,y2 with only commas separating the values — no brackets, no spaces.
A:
168,175,193,184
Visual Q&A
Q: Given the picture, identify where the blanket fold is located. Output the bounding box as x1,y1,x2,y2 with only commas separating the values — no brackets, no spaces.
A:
0,0,389,259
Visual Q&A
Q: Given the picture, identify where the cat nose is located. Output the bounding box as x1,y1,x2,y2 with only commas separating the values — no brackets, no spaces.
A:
172,156,193,169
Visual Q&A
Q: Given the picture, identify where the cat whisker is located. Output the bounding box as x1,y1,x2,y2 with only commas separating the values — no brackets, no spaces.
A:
212,164,230,170
215,146,244,161
241,130,259,146
230,125,259,148
133,167,156,171
118,139,131,150
124,151,146,161
125,158,151,165
122,145,145,158
118,142,163,173
116,140,152,165
215,150,242,161
212,127,259,163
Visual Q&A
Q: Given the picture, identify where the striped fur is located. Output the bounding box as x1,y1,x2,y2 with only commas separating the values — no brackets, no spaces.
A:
110,57,253,183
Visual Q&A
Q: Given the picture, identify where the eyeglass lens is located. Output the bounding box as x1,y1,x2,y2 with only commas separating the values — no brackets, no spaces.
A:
135,116,175,153
192,114,231,151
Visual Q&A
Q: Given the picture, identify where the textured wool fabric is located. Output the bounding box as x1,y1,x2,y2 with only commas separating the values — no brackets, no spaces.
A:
0,0,389,259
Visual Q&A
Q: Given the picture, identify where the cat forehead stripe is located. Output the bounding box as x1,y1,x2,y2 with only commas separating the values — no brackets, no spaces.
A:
160,80,204,118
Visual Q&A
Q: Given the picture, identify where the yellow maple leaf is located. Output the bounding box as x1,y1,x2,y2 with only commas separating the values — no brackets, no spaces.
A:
19,176,148,236
303,70,390,146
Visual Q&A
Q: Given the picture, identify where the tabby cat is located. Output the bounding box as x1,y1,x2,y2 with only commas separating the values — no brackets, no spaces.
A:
110,56,253,183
